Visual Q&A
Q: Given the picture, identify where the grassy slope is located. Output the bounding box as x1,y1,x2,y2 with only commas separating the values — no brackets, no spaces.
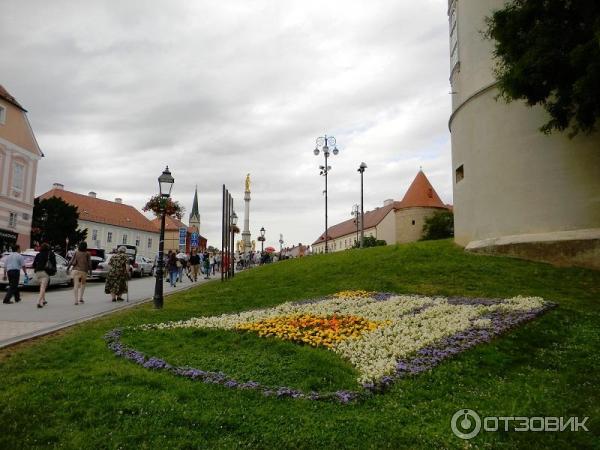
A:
0,240,599,449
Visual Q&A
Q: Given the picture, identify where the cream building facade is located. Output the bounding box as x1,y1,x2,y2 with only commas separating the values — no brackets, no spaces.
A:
448,0,600,269
312,171,450,253
0,85,43,251
39,186,160,259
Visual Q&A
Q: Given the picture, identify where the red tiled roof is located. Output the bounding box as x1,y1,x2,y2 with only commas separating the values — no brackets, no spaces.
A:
39,189,158,233
312,170,449,245
312,203,396,245
151,215,189,231
0,84,26,111
396,170,446,208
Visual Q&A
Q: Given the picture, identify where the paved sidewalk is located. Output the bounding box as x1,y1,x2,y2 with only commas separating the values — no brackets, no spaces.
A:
0,273,218,348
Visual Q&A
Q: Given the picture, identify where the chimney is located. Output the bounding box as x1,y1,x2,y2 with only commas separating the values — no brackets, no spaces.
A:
115,198,122,204
52,183,64,190
383,199,394,206
88,191,97,198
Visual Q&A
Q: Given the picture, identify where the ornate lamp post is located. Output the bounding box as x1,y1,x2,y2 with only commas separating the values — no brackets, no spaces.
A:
153,166,174,309
279,233,284,259
313,135,339,253
258,226,266,255
230,211,238,276
351,204,360,246
357,162,367,248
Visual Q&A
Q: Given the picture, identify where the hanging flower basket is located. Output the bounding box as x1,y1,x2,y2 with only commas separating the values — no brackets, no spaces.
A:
143,195,185,219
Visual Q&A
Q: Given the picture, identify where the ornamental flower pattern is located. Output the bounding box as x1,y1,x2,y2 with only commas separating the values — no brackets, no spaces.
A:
105,291,554,403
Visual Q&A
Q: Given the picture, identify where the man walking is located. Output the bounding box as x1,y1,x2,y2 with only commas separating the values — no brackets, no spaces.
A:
3,245,27,304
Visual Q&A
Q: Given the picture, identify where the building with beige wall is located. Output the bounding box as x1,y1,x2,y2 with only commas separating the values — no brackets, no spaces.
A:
312,170,450,253
448,0,600,269
39,185,160,259
0,85,43,251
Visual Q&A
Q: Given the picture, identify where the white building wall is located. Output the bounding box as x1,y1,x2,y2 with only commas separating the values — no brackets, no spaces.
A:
449,0,600,246
79,219,159,259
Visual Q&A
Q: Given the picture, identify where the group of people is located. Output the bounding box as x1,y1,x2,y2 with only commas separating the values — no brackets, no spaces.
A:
2,243,223,308
3,243,58,308
162,249,219,287
2,242,131,307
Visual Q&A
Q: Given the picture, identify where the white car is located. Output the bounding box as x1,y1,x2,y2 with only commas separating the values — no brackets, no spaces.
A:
0,251,72,287
132,255,153,277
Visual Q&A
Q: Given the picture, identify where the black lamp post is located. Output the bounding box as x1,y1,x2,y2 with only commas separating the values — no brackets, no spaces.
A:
351,203,360,246
153,166,174,309
258,226,266,253
279,233,284,259
357,162,367,248
313,135,339,253
230,211,238,276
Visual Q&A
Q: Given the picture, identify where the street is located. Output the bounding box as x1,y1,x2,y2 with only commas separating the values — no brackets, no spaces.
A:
0,273,217,348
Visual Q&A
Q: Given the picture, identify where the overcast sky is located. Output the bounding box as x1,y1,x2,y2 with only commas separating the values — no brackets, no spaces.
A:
1,0,452,249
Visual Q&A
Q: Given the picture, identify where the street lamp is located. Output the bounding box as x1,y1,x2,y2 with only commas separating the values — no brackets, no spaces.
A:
357,162,367,248
313,135,339,253
351,204,360,246
258,226,266,253
230,211,238,276
153,166,174,309
279,233,284,259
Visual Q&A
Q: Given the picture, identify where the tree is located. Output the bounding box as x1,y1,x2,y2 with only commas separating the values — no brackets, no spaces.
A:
142,195,185,219
421,211,454,241
31,197,87,249
486,0,600,136
353,236,387,248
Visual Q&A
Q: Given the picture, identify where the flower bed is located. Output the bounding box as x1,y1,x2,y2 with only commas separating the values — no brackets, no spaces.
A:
105,291,554,403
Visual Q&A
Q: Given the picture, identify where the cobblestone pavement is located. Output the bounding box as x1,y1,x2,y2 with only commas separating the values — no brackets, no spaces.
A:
0,273,217,348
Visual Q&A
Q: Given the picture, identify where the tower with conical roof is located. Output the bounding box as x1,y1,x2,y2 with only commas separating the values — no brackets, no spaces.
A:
189,186,201,231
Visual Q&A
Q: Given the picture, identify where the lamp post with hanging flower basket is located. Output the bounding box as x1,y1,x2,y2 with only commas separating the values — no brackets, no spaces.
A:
144,167,175,309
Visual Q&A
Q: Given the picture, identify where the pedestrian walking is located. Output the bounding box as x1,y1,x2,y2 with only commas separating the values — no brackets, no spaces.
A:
104,246,130,302
67,241,92,305
32,243,57,308
189,249,200,281
210,253,216,275
167,251,178,287
2,245,27,304
203,251,211,279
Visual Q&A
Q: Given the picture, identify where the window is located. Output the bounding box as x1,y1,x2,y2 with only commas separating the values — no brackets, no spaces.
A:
92,229,98,241
122,235,128,245
456,165,464,183
0,105,5,124
449,0,459,73
428,188,433,198
8,212,17,228
135,237,140,247
148,238,152,248
412,220,416,226
12,162,24,193
107,232,113,243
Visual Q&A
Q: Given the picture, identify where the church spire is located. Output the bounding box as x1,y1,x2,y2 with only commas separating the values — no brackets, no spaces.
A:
189,185,200,229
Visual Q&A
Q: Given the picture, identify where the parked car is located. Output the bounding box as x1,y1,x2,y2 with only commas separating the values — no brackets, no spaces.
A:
132,255,153,277
0,250,72,287
91,254,133,280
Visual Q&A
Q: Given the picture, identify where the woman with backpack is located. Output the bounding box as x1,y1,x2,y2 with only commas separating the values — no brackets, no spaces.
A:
33,243,56,308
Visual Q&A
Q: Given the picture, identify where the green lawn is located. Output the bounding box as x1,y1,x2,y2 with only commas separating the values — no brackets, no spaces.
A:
1,240,598,449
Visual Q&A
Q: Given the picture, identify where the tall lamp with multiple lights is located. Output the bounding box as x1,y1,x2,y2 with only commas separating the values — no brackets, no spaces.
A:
153,166,174,309
358,162,367,248
313,135,339,253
